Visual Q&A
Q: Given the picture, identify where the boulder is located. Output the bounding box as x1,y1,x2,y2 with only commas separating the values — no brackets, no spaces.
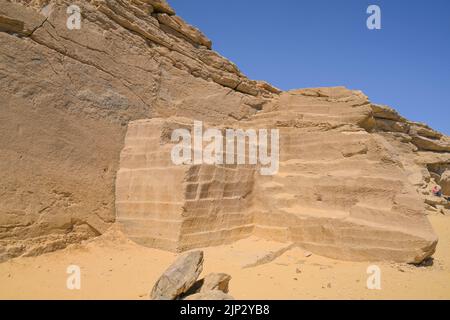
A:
155,13,212,49
181,272,232,298
200,273,232,293
440,170,450,196
1,0,447,266
150,250,204,300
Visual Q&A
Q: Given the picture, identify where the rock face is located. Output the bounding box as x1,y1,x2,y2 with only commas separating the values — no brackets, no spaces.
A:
116,88,438,263
369,103,450,215
150,250,203,300
116,118,256,251
150,250,234,300
180,272,232,298
0,0,447,263
440,171,450,196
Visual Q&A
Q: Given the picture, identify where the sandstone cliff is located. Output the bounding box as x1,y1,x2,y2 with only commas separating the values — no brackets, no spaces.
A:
0,0,448,263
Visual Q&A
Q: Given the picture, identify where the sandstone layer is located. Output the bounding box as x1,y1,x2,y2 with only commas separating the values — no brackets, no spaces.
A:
0,0,275,261
0,0,448,263
115,88,441,263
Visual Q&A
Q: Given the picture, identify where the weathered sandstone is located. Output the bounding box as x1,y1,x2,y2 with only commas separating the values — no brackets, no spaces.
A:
200,273,232,293
440,170,450,195
0,0,272,261
150,250,203,300
0,0,447,263
115,87,439,263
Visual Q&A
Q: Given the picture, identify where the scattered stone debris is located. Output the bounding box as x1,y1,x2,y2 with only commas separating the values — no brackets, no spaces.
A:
150,250,234,300
413,257,434,268
200,273,231,293
150,250,204,300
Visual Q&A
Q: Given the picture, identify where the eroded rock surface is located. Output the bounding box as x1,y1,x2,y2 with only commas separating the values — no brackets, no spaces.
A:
150,250,234,300
199,273,232,293
440,171,450,196
0,0,274,261
0,1,448,263
369,102,450,216
150,250,203,300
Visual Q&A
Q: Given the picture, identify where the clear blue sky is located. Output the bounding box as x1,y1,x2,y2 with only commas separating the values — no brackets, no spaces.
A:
170,0,450,134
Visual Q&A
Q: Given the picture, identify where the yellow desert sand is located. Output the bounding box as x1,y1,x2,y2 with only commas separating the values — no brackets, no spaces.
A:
1,0,450,301
1,214,450,300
